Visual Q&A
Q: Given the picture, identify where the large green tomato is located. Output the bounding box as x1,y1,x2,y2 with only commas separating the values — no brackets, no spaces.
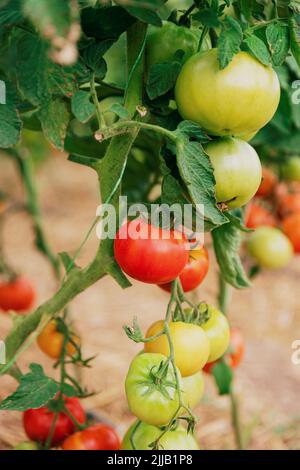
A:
204,137,262,209
182,371,205,410
248,226,293,269
199,305,230,363
125,353,181,426
282,156,300,182
146,22,211,70
175,49,280,137
122,421,199,450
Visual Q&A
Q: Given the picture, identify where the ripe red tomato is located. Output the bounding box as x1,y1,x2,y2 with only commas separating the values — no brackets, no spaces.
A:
278,193,300,218
203,327,245,373
282,212,300,253
0,277,35,313
23,396,86,447
159,246,209,292
114,219,188,284
256,167,277,198
245,202,277,229
62,424,120,450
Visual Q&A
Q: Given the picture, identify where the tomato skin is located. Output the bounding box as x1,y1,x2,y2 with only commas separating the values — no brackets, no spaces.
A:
200,305,230,363
125,353,181,426
122,421,199,450
23,397,86,447
114,219,189,284
182,371,204,410
278,193,300,218
0,277,35,313
282,156,300,183
203,327,245,373
245,203,277,229
248,226,293,268
256,167,277,197
175,49,280,137
62,424,120,450
204,138,262,209
37,320,79,360
160,247,209,293
282,213,300,253
144,321,210,377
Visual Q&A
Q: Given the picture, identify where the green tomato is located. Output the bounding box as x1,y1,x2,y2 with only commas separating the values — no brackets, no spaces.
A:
125,353,181,426
282,156,300,182
199,305,230,363
122,421,199,450
175,49,280,137
146,21,211,71
103,33,126,88
204,137,262,209
182,371,205,410
248,226,293,269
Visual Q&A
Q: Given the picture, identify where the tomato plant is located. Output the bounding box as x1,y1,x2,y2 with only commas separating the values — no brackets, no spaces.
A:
0,277,35,313
199,304,230,363
203,327,245,373
37,320,79,360
282,156,300,183
247,226,293,269
62,424,120,450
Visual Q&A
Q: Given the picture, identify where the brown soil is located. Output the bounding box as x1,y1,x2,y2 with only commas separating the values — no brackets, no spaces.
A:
0,152,300,450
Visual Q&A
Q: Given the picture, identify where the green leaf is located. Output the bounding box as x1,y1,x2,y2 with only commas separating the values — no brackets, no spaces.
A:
146,61,181,100
0,76,22,148
243,33,271,65
266,23,289,66
212,220,250,289
290,17,300,68
82,40,113,77
0,364,59,411
123,7,162,27
109,103,130,120
71,90,95,123
238,0,252,21
0,0,22,26
81,6,135,41
176,121,210,144
212,361,233,395
193,9,220,28
39,98,70,150
218,16,243,69
176,139,228,226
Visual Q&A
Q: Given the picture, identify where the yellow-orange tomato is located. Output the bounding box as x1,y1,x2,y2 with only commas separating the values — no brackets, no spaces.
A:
37,320,79,359
144,320,210,376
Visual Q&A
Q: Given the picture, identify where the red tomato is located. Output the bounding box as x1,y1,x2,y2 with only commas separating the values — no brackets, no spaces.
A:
0,277,35,312
23,397,86,447
62,424,120,450
278,193,300,218
245,202,277,229
203,327,245,373
114,219,189,284
256,167,277,198
282,213,300,253
160,246,209,292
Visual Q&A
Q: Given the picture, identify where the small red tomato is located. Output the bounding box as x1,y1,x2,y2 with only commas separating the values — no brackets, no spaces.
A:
62,424,120,450
203,327,245,373
256,167,277,198
0,277,35,312
278,193,300,218
282,212,300,253
23,397,86,447
114,219,188,284
160,246,209,293
245,202,277,229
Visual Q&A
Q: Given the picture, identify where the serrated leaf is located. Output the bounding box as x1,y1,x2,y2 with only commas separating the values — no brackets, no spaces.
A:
82,39,114,77
243,34,270,65
212,220,250,288
218,16,243,69
290,17,300,68
0,73,22,147
146,61,181,100
212,361,233,395
0,364,59,411
39,98,70,150
193,9,220,28
266,23,289,66
71,90,95,123
176,121,210,143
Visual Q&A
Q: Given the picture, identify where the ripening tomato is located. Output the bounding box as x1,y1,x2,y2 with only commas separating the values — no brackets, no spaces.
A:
282,212,300,253
245,202,277,229
175,49,280,137
282,156,300,182
182,371,205,410
203,327,245,373
114,219,189,284
204,138,262,209
23,397,86,447
62,424,120,450
37,320,79,360
0,277,35,313
256,167,278,197
198,304,230,363
125,353,181,426
160,246,209,293
122,421,199,450
278,193,300,218
248,226,293,268
144,320,210,376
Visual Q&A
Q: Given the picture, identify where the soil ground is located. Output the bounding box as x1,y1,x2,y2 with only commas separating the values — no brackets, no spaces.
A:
0,152,300,450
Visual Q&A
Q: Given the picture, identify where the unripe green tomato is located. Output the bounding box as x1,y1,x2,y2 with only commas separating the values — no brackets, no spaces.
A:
103,33,126,88
199,305,230,363
121,421,200,450
14,441,38,450
282,156,300,182
146,21,211,71
182,371,205,410
175,49,280,137
204,137,262,209
248,226,293,269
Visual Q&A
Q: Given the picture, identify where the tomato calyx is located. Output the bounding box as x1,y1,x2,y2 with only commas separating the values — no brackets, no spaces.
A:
147,361,176,397
179,302,211,326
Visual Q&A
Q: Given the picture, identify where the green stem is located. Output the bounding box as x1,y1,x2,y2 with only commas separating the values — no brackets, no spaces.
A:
218,273,231,314
91,73,107,130
198,26,209,52
98,120,176,143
